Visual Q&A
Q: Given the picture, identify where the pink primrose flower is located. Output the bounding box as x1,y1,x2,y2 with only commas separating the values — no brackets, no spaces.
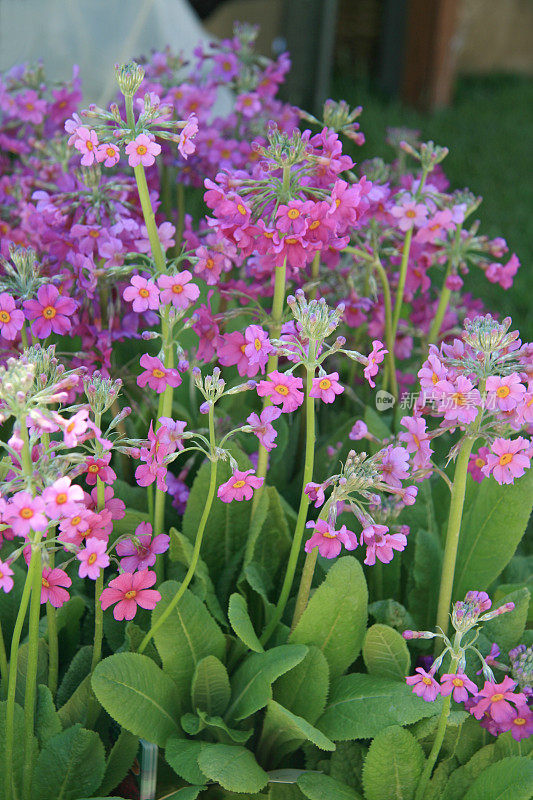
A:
361,524,407,565
482,437,530,485
100,569,161,621
41,567,71,608
309,372,344,404
77,537,109,579
246,407,282,452
73,127,99,165
435,376,481,425
157,271,199,309
470,676,526,723
377,445,410,488
0,560,14,593
6,492,48,537
500,705,533,741
406,668,440,702
217,469,264,503
391,198,429,231
178,114,198,158
123,276,160,312
364,341,387,388
486,373,526,413
84,454,117,486
256,371,304,413
125,133,161,167
42,477,84,519
349,420,368,440
439,673,478,703
243,325,273,371
96,142,120,167
137,354,182,394
23,284,77,339
0,293,24,340
468,447,490,483
304,518,358,559
399,416,433,470
115,521,170,572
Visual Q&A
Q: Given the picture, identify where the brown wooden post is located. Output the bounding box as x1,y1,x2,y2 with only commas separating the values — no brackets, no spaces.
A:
401,0,461,111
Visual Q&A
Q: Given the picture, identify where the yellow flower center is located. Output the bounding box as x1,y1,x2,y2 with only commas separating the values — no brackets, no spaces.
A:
491,693,504,702
0,310,11,323
452,678,464,687
88,465,99,473
43,305,57,319
319,378,332,390
20,507,34,519
124,590,137,600
285,237,298,245
288,208,300,219
452,392,466,406
496,385,510,398
86,141,93,151
232,480,246,488
172,283,184,292
422,676,433,685
499,453,513,466
89,230,99,238
106,147,116,158
42,578,50,588
71,516,81,525
275,384,289,396
66,421,75,432
309,220,320,230
152,368,165,379
88,553,98,565
254,338,262,351
322,529,336,539
406,209,416,218
56,493,68,505
205,258,214,270
413,434,420,448
139,288,150,298
475,458,485,468
431,372,438,385
136,144,148,155
514,717,526,726
237,204,247,215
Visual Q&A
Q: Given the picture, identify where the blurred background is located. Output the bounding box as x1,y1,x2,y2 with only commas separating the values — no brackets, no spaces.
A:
1,0,531,333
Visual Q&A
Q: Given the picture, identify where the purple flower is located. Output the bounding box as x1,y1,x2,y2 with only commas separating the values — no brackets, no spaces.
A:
217,470,264,503
0,293,24,341
23,284,77,339
137,354,182,394
246,407,282,452
440,673,478,703
304,519,358,559
116,522,170,572
309,372,344,404
406,668,440,702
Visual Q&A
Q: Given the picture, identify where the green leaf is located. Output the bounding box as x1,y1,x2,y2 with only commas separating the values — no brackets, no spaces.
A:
191,655,231,716
227,644,308,721
328,742,365,794
483,587,530,651
290,557,367,679
110,508,151,538
228,592,264,652
165,737,209,785
98,729,139,797
56,645,92,707
259,700,335,764
297,772,362,800
197,744,269,793
441,744,497,800
182,447,252,583
274,646,329,725
463,756,533,800
152,582,226,707
242,487,293,586
362,624,410,681
125,621,161,663
454,467,533,598
58,674,92,728
317,674,441,741
0,561,26,645
407,529,442,629
362,725,425,800
35,684,62,747
15,637,48,704
32,724,106,800
92,652,180,746
0,699,38,799
192,709,253,743
161,789,206,800
168,528,225,624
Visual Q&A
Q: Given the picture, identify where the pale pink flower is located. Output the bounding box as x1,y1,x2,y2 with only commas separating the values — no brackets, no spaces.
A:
0,293,24,340
418,352,448,393
309,372,344,404
486,373,526,412
100,569,161,621
115,521,170,572
157,418,187,450
406,668,440,702
377,445,410,488
42,477,84,519
41,567,71,607
77,537,109,580
435,376,481,425
217,470,264,503
304,519,358,559
6,492,48,537
0,560,14,593
23,284,77,339
73,127,99,165
137,354,182,394
364,341,387,388
256,371,304,413
246,407,282,452
96,142,120,167
349,420,368,440
60,408,90,448
482,437,530,485
157,271,200,309
125,133,161,167
178,114,198,158
399,415,433,470
361,524,407,565
123,276,160,312
391,198,429,231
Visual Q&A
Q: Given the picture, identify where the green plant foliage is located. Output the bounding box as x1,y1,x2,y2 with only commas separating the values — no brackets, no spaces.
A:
297,771,363,800
191,655,231,716
454,468,533,598
32,724,106,800
183,708,253,743
197,743,269,793
290,557,368,679
151,582,226,707
318,674,441,740
242,487,293,586
463,756,533,800
60,645,93,705
227,644,308,721
362,624,410,680
362,725,425,800
0,700,38,799
15,638,48,704
168,529,225,624
440,744,497,800
92,652,180,746
259,700,336,763
407,529,442,629
165,737,209,785
97,729,139,797
274,646,329,724
228,592,264,652
35,684,62,747
482,587,530,651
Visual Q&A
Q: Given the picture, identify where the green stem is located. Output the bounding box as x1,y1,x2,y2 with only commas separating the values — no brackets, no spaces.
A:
46,557,58,698
310,252,320,300
290,500,332,631
414,660,458,800
22,540,43,798
373,256,399,399
252,258,287,510
391,227,413,342
87,422,106,727
138,405,218,654
260,363,316,645
427,224,462,346
435,437,476,641
0,620,7,690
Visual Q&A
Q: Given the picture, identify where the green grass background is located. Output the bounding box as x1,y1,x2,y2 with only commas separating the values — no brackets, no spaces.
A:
332,73,533,338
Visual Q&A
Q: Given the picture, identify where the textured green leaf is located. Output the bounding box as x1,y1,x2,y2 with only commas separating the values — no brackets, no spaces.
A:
56,645,92,707
168,528,225,624
228,592,264,652
57,673,92,728
15,637,48,704
191,655,231,717
110,508,150,538
407,529,442,629
162,789,206,800
0,699,38,799
274,646,329,724
290,557,367,679
441,744,497,800
165,737,209,785
494,729,533,760
35,684,62,747
317,674,441,740
196,709,253,743
454,467,533,598
152,582,226,707
328,742,365,794
227,644,308,721
483,587,530,651
297,771,362,800
32,724,106,800
259,700,335,764
98,729,139,797
197,744,269,793
362,624,410,681
463,756,533,800
92,652,180,746
182,447,252,583
242,487,293,586
362,725,425,800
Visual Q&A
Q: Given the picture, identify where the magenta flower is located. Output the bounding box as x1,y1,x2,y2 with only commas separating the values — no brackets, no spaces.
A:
440,673,478,703
77,537,110,580
100,569,161,621
406,668,440,702
178,114,198,158
399,415,433,470
123,276,160,312
23,284,77,339
418,353,448,393
435,376,481,425
470,677,526,723
41,567,72,608
218,331,257,378
137,354,182,394
364,341,387,388
391,198,429,231
243,325,273,371
6,492,48,537
42,477,84,519
158,417,187,450
309,372,344,404
217,469,264,503
158,271,199,309
501,706,533,741
377,445,410,488
256,371,304,413
73,127,99,165
0,560,14,593
486,373,525,412
361,524,407,566
135,460,168,491
246,407,282,452
349,420,368,440
96,142,120,167
482,437,530,485
115,521,170,572
84,454,117,486
0,293,24,340
476,642,501,675
304,519,358,559
468,447,490,483
304,482,327,508
125,133,161,167
60,409,90,448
